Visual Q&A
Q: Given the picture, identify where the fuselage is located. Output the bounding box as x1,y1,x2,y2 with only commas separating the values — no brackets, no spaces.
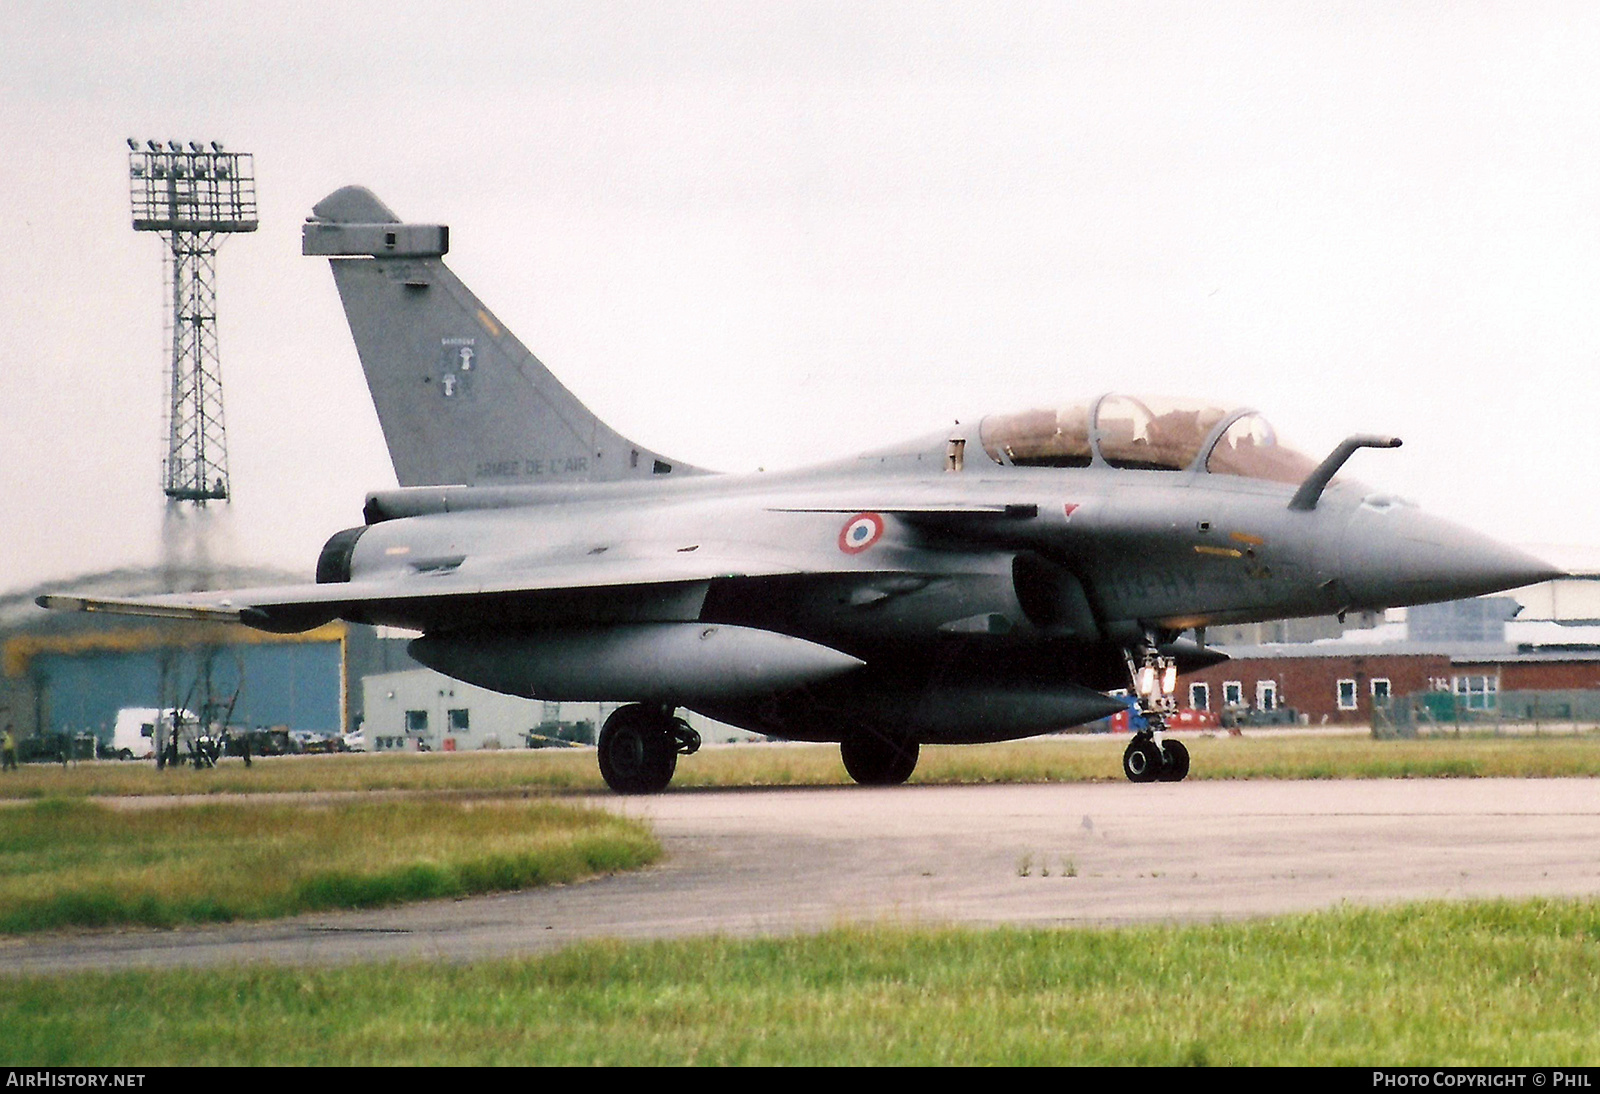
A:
318,413,1555,744
335,431,1548,639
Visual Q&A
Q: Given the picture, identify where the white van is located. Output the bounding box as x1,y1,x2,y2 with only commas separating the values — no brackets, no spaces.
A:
111,707,197,761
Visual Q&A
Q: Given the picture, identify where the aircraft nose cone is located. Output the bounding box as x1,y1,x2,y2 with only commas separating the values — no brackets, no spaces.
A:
1340,502,1564,609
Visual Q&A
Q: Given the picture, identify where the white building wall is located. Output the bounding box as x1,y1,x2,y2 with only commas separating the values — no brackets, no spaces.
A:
360,668,759,751
1515,577,1600,626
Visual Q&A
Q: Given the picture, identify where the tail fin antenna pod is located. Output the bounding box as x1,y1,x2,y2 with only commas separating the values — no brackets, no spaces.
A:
303,186,700,489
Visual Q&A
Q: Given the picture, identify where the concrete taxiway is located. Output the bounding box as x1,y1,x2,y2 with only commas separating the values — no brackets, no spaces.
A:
7,778,1600,975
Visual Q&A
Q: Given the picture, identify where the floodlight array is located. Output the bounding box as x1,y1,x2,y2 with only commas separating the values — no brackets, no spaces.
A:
128,140,257,233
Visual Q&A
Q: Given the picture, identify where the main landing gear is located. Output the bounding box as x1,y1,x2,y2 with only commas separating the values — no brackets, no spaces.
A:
840,729,920,786
597,703,701,794
1121,636,1191,784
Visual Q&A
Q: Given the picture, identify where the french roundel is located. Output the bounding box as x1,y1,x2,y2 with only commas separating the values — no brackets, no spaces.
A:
838,512,884,554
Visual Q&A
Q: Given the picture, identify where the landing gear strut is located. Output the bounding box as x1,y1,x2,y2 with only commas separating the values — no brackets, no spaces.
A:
1120,634,1191,783
597,704,700,794
841,729,919,786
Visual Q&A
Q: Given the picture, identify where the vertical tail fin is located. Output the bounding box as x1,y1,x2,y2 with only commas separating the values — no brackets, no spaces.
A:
303,186,699,488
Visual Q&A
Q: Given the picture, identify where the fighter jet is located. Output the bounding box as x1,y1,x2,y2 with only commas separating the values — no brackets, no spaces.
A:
41,187,1561,792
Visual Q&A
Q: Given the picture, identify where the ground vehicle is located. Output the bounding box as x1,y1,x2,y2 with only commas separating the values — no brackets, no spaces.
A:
110,707,190,760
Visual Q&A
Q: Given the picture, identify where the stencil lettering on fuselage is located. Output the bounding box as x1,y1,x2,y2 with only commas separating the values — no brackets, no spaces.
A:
473,456,592,479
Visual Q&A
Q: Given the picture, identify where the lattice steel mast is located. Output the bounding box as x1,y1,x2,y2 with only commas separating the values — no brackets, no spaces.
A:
127,139,257,505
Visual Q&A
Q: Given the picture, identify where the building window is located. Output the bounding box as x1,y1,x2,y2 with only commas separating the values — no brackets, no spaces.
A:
1223,681,1243,707
1189,682,1210,711
405,710,429,732
1371,678,1392,706
448,708,470,732
1337,679,1358,710
1454,674,1498,711
1256,680,1278,712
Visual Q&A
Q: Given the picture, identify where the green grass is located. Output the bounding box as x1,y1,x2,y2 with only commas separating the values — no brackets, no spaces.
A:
0,797,659,933
4,899,1599,1065
2,731,1598,800
911,732,1600,784
0,749,608,799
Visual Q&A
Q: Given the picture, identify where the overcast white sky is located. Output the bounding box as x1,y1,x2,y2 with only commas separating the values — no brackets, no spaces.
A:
3,1,1596,594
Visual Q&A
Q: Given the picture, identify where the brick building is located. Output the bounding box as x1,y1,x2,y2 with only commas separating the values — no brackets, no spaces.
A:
1179,642,1600,725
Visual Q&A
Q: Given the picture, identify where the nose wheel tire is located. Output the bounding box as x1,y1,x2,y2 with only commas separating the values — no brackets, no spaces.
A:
597,705,679,794
1122,737,1162,783
841,731,920,786
1157,738,1190,782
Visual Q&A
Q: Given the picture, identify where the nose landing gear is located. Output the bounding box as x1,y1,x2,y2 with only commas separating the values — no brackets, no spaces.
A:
1120,637,1191,783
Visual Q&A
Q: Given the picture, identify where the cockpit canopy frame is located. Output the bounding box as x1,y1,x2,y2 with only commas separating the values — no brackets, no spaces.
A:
978,395,1322,486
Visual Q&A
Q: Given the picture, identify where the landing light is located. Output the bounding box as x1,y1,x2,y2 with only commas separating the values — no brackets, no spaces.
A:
1137,666,1157,697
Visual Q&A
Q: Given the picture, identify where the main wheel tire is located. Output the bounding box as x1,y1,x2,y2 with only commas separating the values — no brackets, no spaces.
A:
1122,737,1162,783
1157,738,1190,782
840,731,920,786
597,706,678,794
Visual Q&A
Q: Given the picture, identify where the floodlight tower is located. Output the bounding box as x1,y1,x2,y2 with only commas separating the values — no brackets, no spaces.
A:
127,139,257,506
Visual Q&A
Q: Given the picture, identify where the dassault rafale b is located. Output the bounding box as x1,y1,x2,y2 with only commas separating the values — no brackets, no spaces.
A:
41,187,1561,792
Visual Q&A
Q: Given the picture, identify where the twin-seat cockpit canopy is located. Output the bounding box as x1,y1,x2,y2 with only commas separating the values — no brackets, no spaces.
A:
979,396,1318,485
